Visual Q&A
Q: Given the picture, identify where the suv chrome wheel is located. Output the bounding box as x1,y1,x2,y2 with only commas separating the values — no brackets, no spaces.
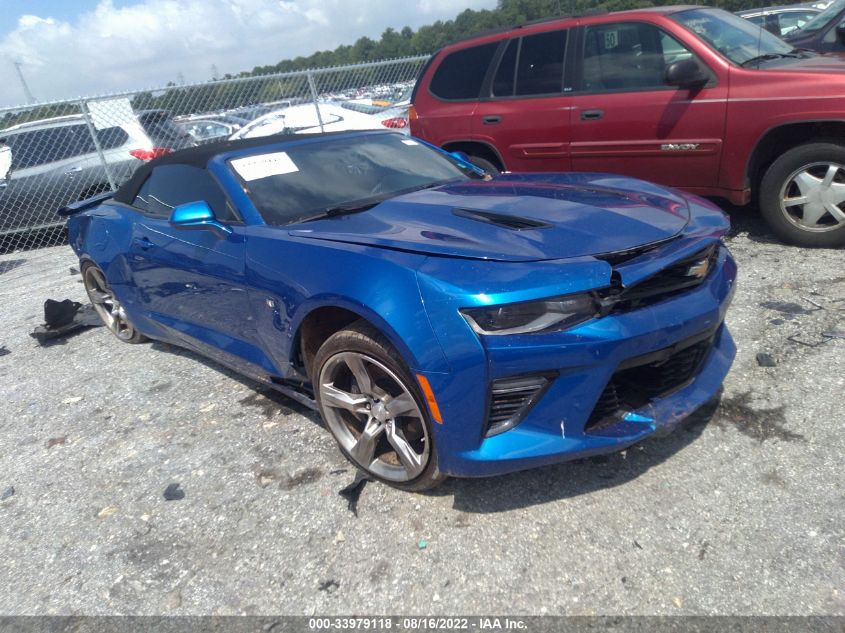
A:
780,161,845,232
318,351,430,483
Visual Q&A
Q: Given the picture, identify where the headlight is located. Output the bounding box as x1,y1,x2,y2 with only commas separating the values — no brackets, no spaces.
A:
461,294,597,336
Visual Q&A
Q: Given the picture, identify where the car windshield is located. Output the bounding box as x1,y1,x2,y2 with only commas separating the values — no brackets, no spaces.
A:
671,7,795,65
789,0,845,35
230,133,478,226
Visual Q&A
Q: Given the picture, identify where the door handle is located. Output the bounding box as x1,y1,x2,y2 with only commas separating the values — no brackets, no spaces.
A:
134,237,154,250
482,115,501,125
64,166,83,176
580,109,604,121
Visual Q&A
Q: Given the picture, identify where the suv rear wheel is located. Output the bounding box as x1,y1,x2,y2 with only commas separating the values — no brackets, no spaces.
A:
468,156,500,176
759,142,845,247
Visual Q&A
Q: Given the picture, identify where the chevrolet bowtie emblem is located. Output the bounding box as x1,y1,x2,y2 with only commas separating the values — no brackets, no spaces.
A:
687,258,711,279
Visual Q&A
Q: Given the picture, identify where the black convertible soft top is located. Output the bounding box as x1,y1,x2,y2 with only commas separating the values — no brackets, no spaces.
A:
112,130,373,205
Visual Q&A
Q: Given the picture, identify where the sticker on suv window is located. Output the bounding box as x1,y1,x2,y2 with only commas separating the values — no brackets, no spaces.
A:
231,152,299,181
603,31,619,49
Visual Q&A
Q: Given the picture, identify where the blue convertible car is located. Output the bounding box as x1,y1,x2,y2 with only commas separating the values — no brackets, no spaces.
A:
62,130,736,490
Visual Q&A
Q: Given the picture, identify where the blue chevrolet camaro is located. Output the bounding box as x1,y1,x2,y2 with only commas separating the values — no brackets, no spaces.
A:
62,130,736,490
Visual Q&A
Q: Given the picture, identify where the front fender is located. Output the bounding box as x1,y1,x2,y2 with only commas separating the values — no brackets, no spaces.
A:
243,230,451,376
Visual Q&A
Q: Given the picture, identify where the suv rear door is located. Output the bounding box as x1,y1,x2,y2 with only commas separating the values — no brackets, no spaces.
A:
472,27,572,172
569,20,728,190
412,42,499,148
1,125,100,233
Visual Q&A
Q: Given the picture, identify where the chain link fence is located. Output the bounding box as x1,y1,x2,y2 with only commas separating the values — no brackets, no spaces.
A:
0,55,429,252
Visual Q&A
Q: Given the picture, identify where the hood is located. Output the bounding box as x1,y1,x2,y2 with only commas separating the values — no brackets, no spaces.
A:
288,173,691,262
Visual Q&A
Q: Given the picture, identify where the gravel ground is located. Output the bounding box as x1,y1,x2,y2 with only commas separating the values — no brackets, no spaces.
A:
0,208,843,616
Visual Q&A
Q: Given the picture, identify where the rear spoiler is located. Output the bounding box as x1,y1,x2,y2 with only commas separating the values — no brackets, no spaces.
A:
57,191,114,217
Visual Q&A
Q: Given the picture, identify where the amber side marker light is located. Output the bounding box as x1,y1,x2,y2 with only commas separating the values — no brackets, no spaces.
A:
408,104,418,122
416,374,443,424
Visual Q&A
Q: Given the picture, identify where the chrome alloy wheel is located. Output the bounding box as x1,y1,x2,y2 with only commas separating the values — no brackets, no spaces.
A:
780,162,845,232
83,266,137,341
318,352,430,482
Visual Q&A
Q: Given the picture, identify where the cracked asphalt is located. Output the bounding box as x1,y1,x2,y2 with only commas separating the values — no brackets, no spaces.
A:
0,207,843,616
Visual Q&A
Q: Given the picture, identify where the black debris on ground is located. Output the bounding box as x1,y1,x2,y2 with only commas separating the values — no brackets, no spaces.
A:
0,346,9,357
338,471,372,517
69,266,79,275
756,352,777,367
759,301,816,317
30,299,102,345
163,483,185,501
318,579,340,593
1,486,14,501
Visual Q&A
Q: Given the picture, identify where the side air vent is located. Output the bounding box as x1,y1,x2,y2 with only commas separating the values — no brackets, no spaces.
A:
486,374,552,437
453,208,552,231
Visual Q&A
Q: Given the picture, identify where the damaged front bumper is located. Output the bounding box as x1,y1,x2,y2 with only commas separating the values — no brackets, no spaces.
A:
419,243,737,478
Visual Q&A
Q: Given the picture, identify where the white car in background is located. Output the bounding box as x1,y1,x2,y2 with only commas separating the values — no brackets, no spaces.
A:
230,102,409,139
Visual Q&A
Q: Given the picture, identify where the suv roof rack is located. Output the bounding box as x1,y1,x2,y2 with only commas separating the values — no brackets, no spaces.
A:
444,10,608,47
2,114,84,133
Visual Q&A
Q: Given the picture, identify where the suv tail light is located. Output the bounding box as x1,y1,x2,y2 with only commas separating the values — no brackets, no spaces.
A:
381,117,408,129
130,147,174,161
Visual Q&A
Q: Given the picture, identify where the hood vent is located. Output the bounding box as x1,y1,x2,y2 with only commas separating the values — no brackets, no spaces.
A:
453,208,551,231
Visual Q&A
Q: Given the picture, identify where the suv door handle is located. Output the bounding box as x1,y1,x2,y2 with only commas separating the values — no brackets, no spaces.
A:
134,237,154,250
580,109,604,121
482,115,501,125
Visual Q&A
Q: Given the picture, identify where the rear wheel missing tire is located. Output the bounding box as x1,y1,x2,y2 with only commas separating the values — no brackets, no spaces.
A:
759,142,845,247
82,263,147,343
314,321,445,491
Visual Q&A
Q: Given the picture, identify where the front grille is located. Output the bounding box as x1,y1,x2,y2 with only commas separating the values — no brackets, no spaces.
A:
598,244,719,313
585,331,715,433
486,375,551,436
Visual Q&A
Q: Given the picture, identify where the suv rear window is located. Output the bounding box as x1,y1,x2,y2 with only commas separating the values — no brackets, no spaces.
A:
5,124,95,169
493,29,568,97
429,42,498,100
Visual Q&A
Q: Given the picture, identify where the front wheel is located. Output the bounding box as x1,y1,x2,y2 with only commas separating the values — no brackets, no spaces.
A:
759,142,845,247
313,321,445,491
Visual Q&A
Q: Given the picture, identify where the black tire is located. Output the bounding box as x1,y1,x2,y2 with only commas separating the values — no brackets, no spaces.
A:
81,262,147,344
313,320,445,491
467,155,501,176
759,142,845,248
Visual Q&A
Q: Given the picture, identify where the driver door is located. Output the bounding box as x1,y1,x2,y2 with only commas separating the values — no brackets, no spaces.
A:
570,21,727,190
126,164,270,374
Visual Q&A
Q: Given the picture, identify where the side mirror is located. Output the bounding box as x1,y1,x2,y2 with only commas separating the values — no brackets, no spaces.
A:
0,144,11,182
169,201,232,236
665,58,709,89
836,21,845,43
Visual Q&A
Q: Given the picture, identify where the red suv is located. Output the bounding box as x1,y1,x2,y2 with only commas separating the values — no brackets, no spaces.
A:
410,6,845,247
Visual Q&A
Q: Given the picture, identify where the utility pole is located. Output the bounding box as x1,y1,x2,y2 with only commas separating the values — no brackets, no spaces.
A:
13,61,35,104
211,64,219,81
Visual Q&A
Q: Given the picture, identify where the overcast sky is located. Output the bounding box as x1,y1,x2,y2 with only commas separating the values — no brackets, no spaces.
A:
0,0,497,108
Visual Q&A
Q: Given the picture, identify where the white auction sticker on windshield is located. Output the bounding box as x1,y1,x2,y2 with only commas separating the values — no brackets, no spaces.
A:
401,139,420,146
231,152,299,181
